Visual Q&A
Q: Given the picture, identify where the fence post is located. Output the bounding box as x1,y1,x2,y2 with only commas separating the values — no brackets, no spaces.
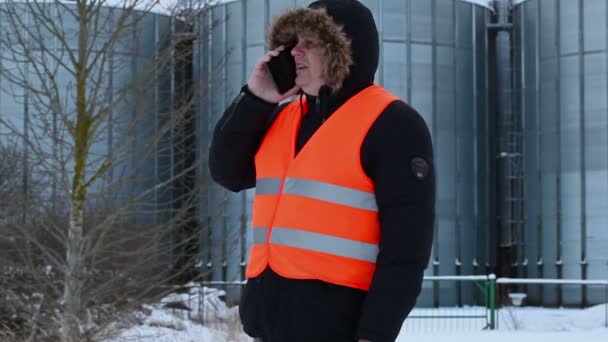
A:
488,274,496,330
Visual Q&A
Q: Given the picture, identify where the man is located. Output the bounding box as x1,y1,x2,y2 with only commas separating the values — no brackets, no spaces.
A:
209,0,435,341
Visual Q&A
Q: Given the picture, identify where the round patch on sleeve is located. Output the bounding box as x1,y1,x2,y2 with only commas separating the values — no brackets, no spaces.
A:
410,157,430,180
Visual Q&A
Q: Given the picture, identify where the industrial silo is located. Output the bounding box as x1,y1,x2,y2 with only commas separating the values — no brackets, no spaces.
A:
0,2,189,265
513,0,608,306
196,0,494,306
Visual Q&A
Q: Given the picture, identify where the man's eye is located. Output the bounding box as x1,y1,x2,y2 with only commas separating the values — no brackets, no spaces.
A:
300,40,314,49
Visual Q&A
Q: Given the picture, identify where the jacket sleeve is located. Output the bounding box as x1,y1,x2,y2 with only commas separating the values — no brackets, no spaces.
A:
208,85,280,192
356,101,436,342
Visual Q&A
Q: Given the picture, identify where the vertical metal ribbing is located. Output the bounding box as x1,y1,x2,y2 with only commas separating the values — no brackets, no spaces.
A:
430,0,440,308
222,3,230,284
240,0,249,282
516,0,528,284
577,0,587,306
204,5,213,278
472,1,480,276
53,5,61,207
168,12,177,272
500,0,512,251
22,7,30,225
484,4,493,274
555,0,563,307
170,13,176,216
208,3,222,283
224,4,229,107
107,9,115,184
224,2,243,301
606,0,608,288
241,0,247,84
154,14,160,222
222,2,230,284
534,0,544,302
407,0,412,102
452,0,462,307
605,0,608,308
264,0,269,41
378,0,384,86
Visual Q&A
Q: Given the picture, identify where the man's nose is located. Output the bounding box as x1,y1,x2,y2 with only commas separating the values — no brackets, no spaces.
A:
291,44,304,57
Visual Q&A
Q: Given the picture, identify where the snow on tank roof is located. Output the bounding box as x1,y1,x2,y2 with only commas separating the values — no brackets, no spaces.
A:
458,0,494,10
211,0,494,11
512,0,530,6
211,0,494,10
108,0,176,15
0,0,185,16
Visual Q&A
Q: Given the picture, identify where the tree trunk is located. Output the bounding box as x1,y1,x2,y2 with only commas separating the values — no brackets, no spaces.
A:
62,2,89,339
62,200,84,342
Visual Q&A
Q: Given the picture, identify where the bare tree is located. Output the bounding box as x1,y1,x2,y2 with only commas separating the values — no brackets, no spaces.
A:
0,1,219,341
0,141,24,220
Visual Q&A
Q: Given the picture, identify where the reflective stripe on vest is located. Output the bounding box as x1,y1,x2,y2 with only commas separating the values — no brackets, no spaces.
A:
253,227,378,263
252,227,379,263
255,178,282,195
255,177,378,212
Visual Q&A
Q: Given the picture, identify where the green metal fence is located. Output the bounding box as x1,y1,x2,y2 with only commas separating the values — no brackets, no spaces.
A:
401,275,496,332
495,277,608,330
197,275,608,332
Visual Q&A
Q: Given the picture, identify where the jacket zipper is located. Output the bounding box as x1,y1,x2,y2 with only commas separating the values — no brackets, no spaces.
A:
316,97,324,123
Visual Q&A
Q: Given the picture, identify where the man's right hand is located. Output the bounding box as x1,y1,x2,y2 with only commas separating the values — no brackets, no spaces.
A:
247,46,301,103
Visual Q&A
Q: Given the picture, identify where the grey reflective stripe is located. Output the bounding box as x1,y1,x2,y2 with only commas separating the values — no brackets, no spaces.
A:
253,227,268,244
283,177,378,212
270,227,378,263
256,178,282,195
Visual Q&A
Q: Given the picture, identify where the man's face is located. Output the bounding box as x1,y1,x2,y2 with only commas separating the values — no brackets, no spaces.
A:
291,35,325,96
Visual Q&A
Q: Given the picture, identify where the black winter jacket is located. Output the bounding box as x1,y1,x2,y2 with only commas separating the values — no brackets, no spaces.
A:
211,84,434,342
209,1,435,341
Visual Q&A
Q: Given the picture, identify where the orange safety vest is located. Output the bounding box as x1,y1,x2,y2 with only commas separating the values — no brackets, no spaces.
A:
248,84,399,291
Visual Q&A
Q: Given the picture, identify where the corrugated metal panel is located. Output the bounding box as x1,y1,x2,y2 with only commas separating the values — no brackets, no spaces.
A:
514,0,608,306
0,3,191,284
0,3,179,214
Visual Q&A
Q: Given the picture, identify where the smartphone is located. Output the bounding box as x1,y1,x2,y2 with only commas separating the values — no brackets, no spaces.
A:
266,47,296,94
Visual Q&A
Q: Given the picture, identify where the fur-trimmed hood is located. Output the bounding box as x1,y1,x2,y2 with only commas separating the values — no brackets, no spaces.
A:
267,0,379,103
267,7,352,92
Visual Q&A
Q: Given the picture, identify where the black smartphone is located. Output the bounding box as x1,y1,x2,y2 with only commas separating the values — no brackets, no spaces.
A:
266,47,296,94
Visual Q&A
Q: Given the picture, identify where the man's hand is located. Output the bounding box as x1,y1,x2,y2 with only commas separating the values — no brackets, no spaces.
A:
247,45,300,103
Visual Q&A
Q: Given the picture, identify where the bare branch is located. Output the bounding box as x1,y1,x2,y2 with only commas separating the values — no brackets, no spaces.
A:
0,0,219,340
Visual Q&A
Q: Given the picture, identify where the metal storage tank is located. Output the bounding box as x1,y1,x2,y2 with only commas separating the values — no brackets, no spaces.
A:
513,0,608,306
196,0,494,306
0,3,185,234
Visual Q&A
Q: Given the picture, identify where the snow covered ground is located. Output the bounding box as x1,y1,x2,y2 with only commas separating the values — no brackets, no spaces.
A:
402,331,608,342
110,286,608,342
110,286,250,341
399,305,608,341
